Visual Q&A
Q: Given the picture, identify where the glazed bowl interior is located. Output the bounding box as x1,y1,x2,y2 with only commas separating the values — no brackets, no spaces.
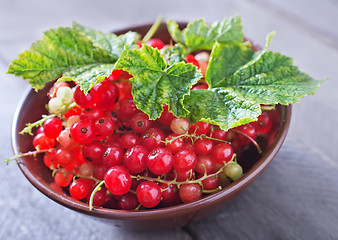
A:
11,23,292,230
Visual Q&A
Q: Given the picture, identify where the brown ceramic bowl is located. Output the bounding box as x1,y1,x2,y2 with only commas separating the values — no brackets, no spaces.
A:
11,23,292,230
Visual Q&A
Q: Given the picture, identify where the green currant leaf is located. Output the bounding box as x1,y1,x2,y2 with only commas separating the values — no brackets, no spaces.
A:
160,44,186,65
7,23,140,93
206,43,255,88
167,16,243,52
59,63,115,91
184,88,261,130
221,51,325,105
207,32,275,88
115,45,203,119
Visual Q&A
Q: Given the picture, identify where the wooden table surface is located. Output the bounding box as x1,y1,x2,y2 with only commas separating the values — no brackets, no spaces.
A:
1,0,337,239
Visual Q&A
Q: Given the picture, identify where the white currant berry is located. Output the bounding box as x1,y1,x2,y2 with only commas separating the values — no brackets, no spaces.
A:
48,97,63,114
195,51,210,62
56,86,73,103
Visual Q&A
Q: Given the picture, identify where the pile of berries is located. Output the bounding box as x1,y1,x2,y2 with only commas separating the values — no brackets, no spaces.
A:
30,39,275,210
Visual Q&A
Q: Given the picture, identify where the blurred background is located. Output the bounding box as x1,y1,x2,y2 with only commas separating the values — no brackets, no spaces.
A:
1,0,337,239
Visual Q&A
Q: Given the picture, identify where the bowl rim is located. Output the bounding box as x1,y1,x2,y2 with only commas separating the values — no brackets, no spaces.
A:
11,22,292,221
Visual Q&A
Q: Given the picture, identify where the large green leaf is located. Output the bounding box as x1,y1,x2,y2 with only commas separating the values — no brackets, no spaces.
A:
220,51,325,105
7,23,139,93
184,88,261,130
207,32,275,88
167,16,243,52
206,43,255,88
114,45,203,119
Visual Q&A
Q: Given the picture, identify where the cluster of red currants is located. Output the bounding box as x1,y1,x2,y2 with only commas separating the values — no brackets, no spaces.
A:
31,39,275,210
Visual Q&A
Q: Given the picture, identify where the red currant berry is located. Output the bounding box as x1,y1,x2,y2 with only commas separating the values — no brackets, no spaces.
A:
195,154,215,174
73,85,97,108
95,117,116,136
165,134,184,154
69,178,93,200
120,132,140,149
193,138,213,155
33,133,55,150
123,145,149,174
102,146,124,168
211,129,228,143
185,54,199,67
107,69,123,81
159,104,175,125
118,99,139,120
87,186,111,207
70,121,96,144
201,176,221,190
57,129,77,149
64,106,82,119
179,183,202,203
117,81,132,102
104,165,131,195
251,111,272,134
55,148,73,167
93,164,108,181
118,192,139,210
189,121,211,135
146,38,165,49
235,124,257,145
130,112,151,133
78,162,95,177
159,183,180,205
147,147,174,175
136,181,162,208
80,107,104,122
140,127,166,150
43,151,58,169
36,126,44,135
43,117,63,139
170,118,190,135
174,169,193,182
93,80,119,110
82,141,105,165
211,143,233,164
54,172,73,187
191,82,208,90
174,148,197,172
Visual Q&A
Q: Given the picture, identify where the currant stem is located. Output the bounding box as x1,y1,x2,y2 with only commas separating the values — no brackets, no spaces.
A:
52,168,101,184
3,149,53,165
20,102,77,135
89,180,105,210
161,132,230,146
202,186,222,194
142,15,163,43
131,165,225,189
230,129,262,154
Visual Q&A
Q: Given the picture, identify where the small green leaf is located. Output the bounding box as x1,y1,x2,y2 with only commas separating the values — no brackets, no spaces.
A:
166,20,186,44
167,16,243,52
184,88,261,130
115,45,203,119
7,23,139,92
160,44,186,65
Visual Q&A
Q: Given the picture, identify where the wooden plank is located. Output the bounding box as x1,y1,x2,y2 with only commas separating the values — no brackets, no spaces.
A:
1,0,338,239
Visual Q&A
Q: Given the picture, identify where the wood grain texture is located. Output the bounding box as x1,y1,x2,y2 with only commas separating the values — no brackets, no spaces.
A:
1,0,337,239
